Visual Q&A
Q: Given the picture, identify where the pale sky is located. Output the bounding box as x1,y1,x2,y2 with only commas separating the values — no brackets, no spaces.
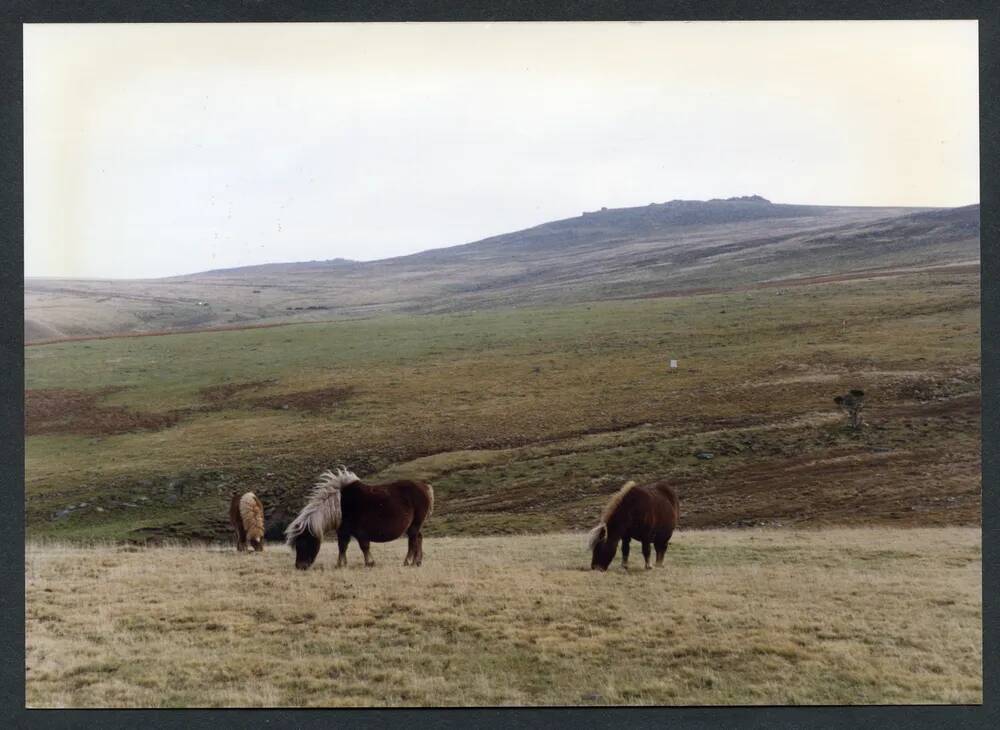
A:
24,21,979,279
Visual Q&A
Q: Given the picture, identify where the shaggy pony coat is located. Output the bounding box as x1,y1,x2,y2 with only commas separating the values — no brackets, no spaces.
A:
588,480,679,571
230,491,265,552
285,467,433,570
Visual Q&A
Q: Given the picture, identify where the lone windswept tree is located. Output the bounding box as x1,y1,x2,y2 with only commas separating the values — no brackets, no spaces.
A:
834,389,866,430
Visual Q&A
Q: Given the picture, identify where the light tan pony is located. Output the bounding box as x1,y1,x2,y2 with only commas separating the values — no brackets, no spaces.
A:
230,492,265,552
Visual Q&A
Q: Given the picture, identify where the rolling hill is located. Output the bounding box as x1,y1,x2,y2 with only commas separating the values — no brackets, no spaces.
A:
24,194,981,544
24,196,980,343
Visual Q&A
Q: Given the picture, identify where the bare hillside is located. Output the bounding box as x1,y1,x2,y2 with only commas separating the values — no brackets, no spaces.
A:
25,197,979,342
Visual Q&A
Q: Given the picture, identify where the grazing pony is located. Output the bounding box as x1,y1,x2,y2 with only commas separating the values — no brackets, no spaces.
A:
284,467,433,570
230,491,265,552
587,480,679,571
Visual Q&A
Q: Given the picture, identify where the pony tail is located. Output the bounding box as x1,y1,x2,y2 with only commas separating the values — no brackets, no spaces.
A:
587,523,608,551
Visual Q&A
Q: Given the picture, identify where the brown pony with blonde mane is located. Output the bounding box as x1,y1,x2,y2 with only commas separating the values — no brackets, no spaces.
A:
285,467,434,570
587,480,679,571
229,491,265,552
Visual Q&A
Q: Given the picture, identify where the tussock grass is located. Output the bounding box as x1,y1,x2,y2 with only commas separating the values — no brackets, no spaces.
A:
26,528,981,707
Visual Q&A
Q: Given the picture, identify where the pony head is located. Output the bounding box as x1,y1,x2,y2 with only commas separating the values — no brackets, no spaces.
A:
588,523,618,571
291,530,320,569
588,480,635,571
285,467,359,570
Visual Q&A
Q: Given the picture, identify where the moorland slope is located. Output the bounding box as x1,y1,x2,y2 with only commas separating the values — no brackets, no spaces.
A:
24,197,979,342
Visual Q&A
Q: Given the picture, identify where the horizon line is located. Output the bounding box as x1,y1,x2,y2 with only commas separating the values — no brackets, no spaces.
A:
24,197,981,282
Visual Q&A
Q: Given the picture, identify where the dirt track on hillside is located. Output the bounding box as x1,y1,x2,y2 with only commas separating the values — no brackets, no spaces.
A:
26,380,358,436
24,388,184,436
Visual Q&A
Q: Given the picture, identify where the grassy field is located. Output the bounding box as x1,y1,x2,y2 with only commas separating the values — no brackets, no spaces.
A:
25,267,981,541
25,528,982,707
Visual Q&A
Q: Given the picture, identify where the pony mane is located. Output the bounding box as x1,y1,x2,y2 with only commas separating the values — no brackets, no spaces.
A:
284,467,359,545
586,524,607,551
601,480,637,522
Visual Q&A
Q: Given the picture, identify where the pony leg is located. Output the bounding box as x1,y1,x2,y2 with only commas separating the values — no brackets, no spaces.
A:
358,537,375,567
404,532,417,566
641,541,652,570
654,540,668,566
413,532,424,566
336,533,350,568
620,537,631,570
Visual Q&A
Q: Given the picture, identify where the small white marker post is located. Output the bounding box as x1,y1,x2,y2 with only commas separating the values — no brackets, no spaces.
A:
669,359,678,370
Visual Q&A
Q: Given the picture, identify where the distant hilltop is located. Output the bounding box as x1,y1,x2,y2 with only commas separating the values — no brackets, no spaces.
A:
583,194,772,216
709,194,771,203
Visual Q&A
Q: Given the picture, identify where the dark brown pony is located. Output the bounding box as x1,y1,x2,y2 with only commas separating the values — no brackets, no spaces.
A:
285,467,434,570
229,491,265,552
588,480,679,571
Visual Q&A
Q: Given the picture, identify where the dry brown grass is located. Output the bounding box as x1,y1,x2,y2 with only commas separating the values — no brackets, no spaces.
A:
26,528,981,708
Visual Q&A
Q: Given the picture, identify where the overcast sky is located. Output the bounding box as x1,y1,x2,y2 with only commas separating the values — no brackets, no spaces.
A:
24,21,979,279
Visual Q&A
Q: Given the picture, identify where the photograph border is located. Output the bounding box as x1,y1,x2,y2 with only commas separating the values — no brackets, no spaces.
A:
2,1,996,727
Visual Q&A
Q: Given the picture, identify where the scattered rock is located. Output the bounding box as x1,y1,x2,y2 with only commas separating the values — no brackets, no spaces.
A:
695,452,714,460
